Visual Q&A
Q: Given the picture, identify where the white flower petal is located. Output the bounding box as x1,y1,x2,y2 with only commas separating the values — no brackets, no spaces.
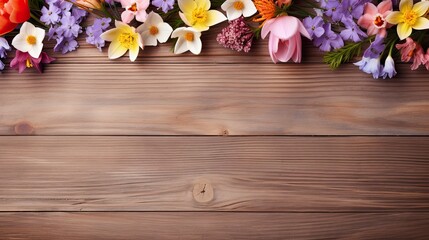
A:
226,8,242,20
206,10,227,27
12,35,30,53
28,43,43,58
171,27,187,38
129,42,140,61
142,32,158,46
242,0,257,17
156,23,173,43
187,37,202,54
100,28,122,42
221,0,234,11
174,37,189,54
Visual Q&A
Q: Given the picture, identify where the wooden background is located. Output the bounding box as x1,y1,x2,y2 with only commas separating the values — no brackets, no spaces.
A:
1,25,429,239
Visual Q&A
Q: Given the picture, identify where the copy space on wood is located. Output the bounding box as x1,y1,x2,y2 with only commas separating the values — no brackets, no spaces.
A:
1,136,428,212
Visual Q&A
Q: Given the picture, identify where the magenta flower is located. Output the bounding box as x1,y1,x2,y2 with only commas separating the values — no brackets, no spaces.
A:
10,50,55,73
261,16,311,63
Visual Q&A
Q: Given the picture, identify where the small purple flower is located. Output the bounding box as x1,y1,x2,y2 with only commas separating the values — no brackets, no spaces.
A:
54,37,78,54
216,16,254,53
0,37,11,71
40,3,61,25
86,18,111,51
59,15,81,38
340,17,367,42
152,0,175,13
313,23,344,52
303,16,325,38
363,35,385,58
381,55,397,79
354,57,382,79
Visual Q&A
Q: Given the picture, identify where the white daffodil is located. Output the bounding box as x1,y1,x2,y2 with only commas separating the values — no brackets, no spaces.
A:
12,22,45,58
137,12,173,46
171,27,202,54
221,0,257,21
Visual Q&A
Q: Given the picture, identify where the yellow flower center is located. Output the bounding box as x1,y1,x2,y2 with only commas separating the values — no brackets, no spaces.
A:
233,1,244,10
26,59,33,68
128,3,137,12
185,32,194,41
149,26,159,35
191,8,208,25
118,32,135,49
403,10,418,26
26,35,37,45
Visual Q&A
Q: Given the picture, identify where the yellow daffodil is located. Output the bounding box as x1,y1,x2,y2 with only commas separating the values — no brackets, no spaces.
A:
100,21,143,61
386,0,429,40
178,0,227,31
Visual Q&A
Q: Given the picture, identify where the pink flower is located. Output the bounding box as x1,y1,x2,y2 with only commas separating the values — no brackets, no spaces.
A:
425,49,429,71
10,50,55,73
357,0,392,37
261,16,311,63
120,0,150,23
396,37,427,70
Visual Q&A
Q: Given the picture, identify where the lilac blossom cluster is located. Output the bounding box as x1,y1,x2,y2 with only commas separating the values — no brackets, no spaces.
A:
40,0,87,54
86,18,111,51
216,16,254,53
303,0,374,52
0,37,11,71
152,0,175,13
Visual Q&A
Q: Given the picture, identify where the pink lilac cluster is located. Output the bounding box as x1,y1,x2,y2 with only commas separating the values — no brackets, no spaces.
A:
40,0,87,54
216,16,253,53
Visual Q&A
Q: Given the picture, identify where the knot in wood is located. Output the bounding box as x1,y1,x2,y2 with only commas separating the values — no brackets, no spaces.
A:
14,121,34,135
192,181,214,203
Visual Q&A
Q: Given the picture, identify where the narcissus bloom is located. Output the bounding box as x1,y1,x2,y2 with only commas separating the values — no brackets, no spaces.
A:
221,0,257,21
0,0,30,36
386,0,429,40
178,0,227,31
100,21,143,61
171,27,202,54
137,11,173,46
12,22,45,58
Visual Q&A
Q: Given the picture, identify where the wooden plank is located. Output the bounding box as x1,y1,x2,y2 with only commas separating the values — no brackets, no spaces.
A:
1,136,428,211
1,212,428,239
1,64,429,135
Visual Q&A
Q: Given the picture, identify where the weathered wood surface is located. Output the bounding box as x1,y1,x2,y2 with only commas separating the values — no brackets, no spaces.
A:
1,25,429,238
1,212,428,240
1,63,429,135
0,136,428,212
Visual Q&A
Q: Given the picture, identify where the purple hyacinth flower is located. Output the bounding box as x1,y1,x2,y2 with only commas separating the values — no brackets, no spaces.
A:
59,15,81,38
54,37,78,54
303,16,325,38
0,37,11,71
363,35,385,58
340,17,367,42
40,3,61,25
152,0,175,13
313,23,344,52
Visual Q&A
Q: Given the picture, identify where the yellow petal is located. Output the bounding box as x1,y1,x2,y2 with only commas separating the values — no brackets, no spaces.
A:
412,1,429,17
413,17,429,30
399,0,412,12
108,40,128,59
385,11,403,25
205,10,227,27
100,28,121,42
196,0,211,10
397,23,412,40
129,41,140,62
178,0,196,13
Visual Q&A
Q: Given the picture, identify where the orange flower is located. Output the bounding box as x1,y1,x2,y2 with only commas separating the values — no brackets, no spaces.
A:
253,0,277,24
75,0,104,10
0,0,30,36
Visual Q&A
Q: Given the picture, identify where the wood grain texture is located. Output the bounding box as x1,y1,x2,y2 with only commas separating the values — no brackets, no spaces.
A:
1,212,428,240
1,136,428,212
1,64,429,135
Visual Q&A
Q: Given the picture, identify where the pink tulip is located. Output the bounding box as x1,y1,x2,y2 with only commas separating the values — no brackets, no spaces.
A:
261,16,311,63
